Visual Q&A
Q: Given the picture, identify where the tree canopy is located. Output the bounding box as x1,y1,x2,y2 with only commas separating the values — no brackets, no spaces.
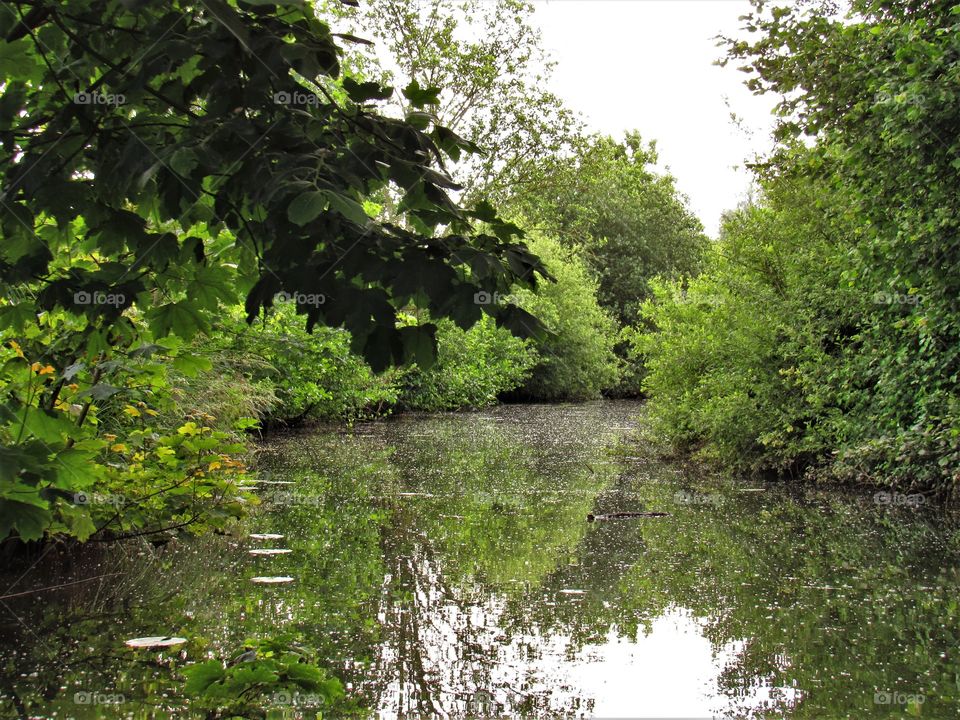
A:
1,0,550,372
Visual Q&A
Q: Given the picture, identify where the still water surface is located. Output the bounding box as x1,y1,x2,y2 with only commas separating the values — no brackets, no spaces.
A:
2,401,959,718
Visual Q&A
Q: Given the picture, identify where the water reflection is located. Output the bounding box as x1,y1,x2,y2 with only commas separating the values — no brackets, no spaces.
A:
1,400,959,718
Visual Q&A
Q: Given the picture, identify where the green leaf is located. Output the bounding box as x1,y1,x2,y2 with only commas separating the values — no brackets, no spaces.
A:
172,352,213,377
148,302,210,340
402,79,441,109
287,191,328,226
187,265,236,311
53,449,101,489
0,500,51,542
399,324,437,370
183,660,226,695
342,76,393,103
283,662,324,689
58,503,97,542
169,147,199,176
492,304,549,342
0,39,44,84
22,408,78,443
321,190,369,226
0,303,36,331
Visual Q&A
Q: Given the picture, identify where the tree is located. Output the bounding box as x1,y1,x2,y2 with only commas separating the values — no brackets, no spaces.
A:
719,0,960,492
509,132,708,327
325,0,582,200
0,0,551,541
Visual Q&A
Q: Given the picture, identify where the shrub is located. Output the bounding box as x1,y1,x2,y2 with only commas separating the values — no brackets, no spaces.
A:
511,233,621,401
399,316,537,411
632,176,858,474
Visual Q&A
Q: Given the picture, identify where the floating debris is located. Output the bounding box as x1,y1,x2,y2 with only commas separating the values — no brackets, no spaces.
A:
559,589,586,595
251,576,295,585
737,488,766,492
124,636,187,649
248,548,292,556
587,512,670,522
249,533,285,540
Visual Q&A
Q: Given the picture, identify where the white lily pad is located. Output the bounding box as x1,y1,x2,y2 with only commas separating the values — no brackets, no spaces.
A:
124,636,187,649
251,576,295,584
249,533,285,540
248,548,292,556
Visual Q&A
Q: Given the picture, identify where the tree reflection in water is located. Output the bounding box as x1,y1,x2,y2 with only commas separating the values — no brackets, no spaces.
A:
1,401,958,718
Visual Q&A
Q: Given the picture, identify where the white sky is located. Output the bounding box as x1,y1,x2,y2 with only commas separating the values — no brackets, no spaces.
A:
529,0,779,236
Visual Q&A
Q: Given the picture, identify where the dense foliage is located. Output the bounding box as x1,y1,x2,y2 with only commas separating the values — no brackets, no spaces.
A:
0,0,552,544
633,172,860,474
510,233,621,401
635,0,960,496
511,133,708,327
398,315,537,411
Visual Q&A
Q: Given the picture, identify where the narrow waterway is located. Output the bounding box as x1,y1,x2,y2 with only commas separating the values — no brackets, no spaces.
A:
1,400,958,718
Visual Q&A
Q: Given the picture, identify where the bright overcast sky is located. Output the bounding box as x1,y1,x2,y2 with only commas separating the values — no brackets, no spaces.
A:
529,0,779,236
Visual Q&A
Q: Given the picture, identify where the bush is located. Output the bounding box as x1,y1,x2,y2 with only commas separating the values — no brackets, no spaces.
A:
398,316,537,411
631,176,858,474
511,233,621,401
202,308,401,425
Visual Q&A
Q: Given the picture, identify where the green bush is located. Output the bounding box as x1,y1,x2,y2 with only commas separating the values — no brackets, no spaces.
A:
631,176,858,474
199,308,401,425
511,233,621,401
398,315,537,411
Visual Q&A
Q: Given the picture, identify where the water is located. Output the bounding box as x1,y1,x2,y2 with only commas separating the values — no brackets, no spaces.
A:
2,400,959,718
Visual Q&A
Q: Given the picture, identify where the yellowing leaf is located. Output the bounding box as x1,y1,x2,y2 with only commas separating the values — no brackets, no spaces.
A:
178,421,200,436
123,405,142,417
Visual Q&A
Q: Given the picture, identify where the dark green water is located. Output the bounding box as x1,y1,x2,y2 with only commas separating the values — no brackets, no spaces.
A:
2,400,959,718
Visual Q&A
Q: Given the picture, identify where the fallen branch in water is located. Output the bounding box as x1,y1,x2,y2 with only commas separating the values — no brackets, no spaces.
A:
586,512,670,522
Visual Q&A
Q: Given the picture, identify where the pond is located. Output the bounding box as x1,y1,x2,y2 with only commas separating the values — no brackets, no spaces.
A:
1,400,959,718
